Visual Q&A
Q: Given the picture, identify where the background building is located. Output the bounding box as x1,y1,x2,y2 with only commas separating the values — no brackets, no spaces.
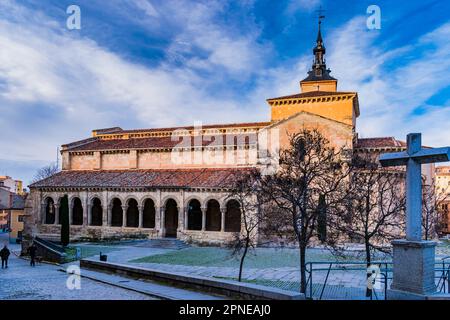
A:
436,166,450,234
0,176,24,195
0,186,26,241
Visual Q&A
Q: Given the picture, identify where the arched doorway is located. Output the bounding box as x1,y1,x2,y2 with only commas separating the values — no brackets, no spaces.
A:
111,198,123,227
126,199,139,227
164,199,178,238
45,197,55,224
72,198,83,225
187,199,202,230
91,198,103,226
206,199,221,231
143,198,156,228
225,200,241,232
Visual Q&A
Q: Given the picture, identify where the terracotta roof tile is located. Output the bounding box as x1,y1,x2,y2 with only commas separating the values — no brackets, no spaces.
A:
120,122,271,134
356,137,406,149
29,168,253,189
68,134,258,152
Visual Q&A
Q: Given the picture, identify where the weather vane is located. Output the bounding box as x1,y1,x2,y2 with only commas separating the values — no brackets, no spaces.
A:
316,5,326,25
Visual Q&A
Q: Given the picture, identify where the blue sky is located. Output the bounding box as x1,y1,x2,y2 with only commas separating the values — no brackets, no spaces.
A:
0,0,449,187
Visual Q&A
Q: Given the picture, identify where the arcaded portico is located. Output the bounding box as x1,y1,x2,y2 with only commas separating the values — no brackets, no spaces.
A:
27,168,246,244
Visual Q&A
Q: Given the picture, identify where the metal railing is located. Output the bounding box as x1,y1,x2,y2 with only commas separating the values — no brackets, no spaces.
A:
34,236,65,253
436,256,450,294
305,259,450,300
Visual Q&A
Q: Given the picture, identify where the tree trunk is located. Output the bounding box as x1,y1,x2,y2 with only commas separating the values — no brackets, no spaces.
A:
238,238,249,282
300,243,307,294
365,239,372,298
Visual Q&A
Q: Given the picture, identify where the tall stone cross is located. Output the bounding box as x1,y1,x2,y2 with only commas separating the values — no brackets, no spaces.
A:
379,133,450,241
379,133,450,299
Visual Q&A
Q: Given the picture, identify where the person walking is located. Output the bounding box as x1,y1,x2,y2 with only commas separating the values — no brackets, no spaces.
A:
28,243,37,267
0,245,10,269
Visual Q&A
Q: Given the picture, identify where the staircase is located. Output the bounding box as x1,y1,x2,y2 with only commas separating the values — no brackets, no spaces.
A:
33,236,67,263
136,238,190,250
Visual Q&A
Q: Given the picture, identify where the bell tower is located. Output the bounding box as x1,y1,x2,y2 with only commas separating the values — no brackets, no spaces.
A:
300,13,338,93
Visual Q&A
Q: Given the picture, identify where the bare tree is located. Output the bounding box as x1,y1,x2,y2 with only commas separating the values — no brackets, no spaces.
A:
257,128,351,294
228,171,264,282
329,155,405,263
423,179,449,240
327,154,406,297
31,163,60,184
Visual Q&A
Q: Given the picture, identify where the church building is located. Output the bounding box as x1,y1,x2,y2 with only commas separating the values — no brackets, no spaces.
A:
23,22,410,245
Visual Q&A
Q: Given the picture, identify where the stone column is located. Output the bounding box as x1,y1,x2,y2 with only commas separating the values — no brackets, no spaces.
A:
87,204,92,226
201,207,206,231
184,207,189,230
83,195,89,226
54,204,60,225
68,203,73,225
138,205,143,228
160,206,165,236
41,203,46,224
155,206,161,232
220,207,226,232
101,204,107,226
177,206,183,232
107,205,112,226
122,205,127,227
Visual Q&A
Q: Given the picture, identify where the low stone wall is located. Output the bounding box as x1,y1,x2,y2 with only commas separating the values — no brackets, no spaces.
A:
179,230,236,246
80,259,305,300
36,224,238,245
38,224,159,242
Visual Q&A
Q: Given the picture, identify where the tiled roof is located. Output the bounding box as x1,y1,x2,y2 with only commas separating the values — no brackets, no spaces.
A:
11,194,25,210
93,127,123,134
356,137,406,149
121,122,271,134
67,134,258,152
0,192,25,210
29,168,253,189
267,91,355,101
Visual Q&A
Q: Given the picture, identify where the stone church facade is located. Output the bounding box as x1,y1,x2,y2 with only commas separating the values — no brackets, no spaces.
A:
23,24,416,245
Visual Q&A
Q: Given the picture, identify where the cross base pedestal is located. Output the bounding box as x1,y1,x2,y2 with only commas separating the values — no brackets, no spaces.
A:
387,239,437,300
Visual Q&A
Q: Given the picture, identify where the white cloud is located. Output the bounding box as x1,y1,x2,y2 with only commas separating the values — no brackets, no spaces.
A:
1,1,450,187
132,0,159,17
286,0,322,14
0,0,267,167
163,0,269,76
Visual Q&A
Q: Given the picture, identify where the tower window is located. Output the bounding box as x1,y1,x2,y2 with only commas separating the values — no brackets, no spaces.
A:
315,69,322,77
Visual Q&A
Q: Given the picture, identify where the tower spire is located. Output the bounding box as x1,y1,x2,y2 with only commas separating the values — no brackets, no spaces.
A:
313,14,326,69
300,7,337,92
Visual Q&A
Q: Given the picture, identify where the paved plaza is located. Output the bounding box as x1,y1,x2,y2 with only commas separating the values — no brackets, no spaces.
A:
75,241,387,298
2,234,450,300
0,237,155,300
77,239,450,299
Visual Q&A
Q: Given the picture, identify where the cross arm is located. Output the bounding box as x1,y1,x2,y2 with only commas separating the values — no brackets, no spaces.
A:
379,147,450,167
410,147,450,164
379,152,409,167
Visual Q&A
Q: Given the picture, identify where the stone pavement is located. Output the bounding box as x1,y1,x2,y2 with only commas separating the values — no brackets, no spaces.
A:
0,234,155,300
0,234,226,300
77,268,225,300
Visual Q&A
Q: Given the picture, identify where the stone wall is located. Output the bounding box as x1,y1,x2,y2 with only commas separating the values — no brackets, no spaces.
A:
64,147,258,171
